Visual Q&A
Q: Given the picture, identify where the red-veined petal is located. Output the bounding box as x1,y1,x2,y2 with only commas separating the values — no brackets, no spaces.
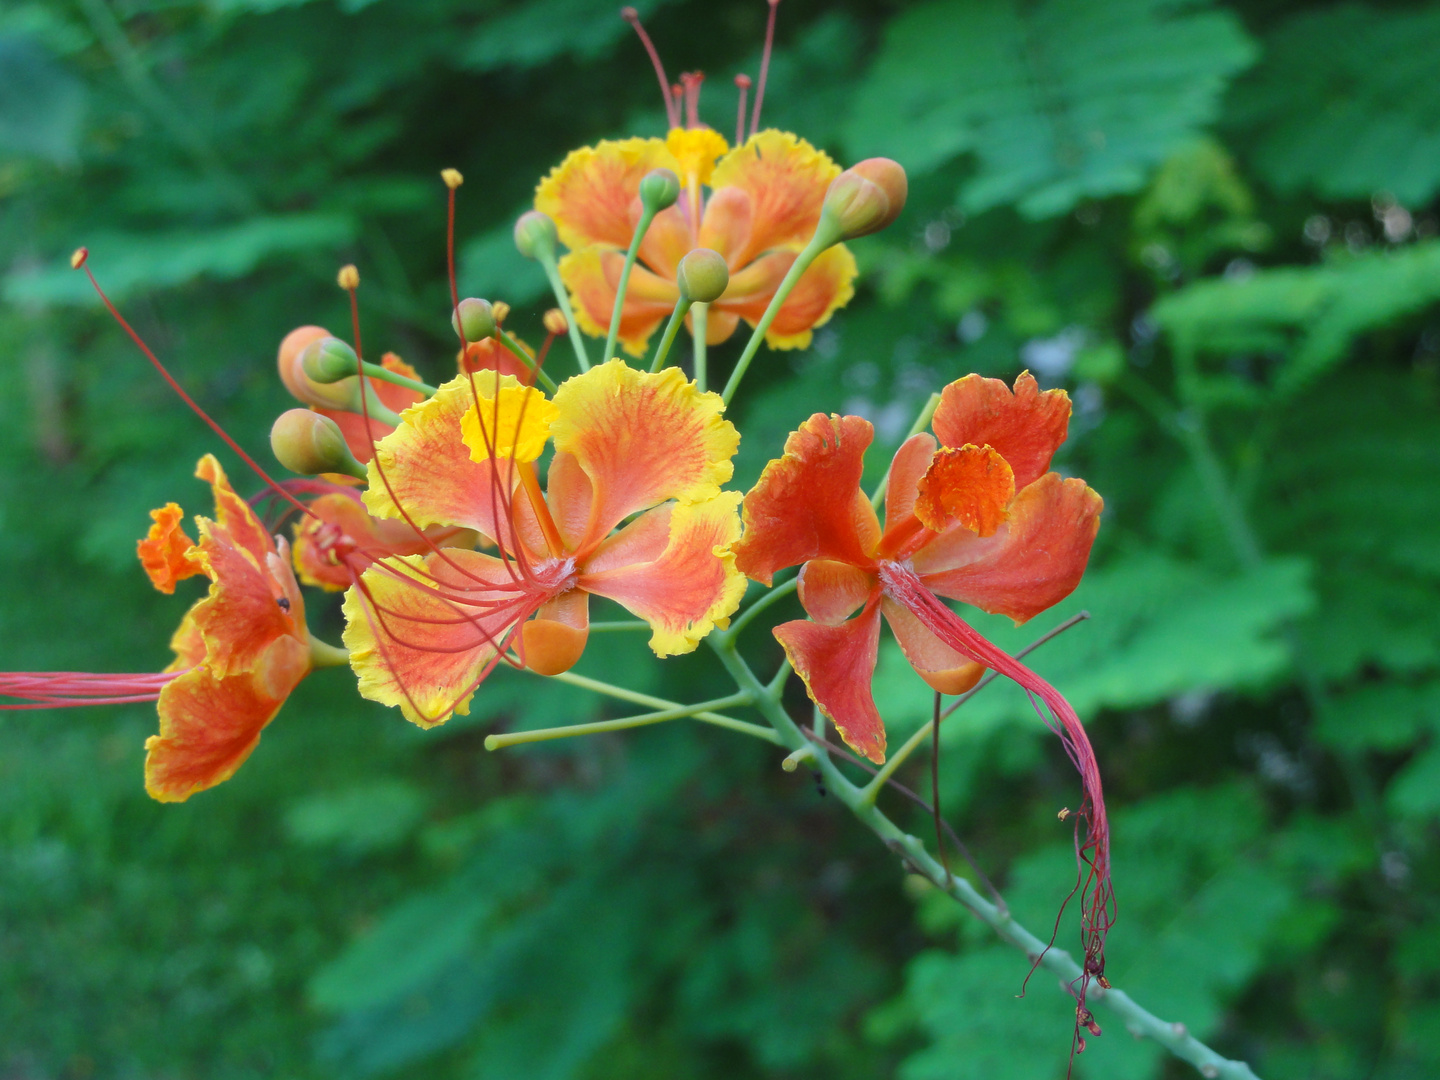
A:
536,137,679,251
774,602,887,763
558,248,678,357
913,444,1015,537
709,130,840,267
797,559,877,625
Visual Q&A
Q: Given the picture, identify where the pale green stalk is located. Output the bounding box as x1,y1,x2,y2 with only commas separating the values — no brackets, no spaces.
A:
604,205,660,364
692,303,709,392
648,297,694,373
588,620,650,633
536,249,591,371
721,232,829,405
484,691,752,749
358,360,436,397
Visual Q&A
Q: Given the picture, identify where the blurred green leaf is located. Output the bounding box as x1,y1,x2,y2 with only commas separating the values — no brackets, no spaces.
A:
0,33,85,164
846,0,1256,217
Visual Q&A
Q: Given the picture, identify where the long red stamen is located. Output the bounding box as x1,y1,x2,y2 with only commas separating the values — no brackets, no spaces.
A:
749,0,781,137
74,252,313,521
0,670,182,709
734,74,751,145
681,71,705,129
877,563,1114,1006
622,6,680,128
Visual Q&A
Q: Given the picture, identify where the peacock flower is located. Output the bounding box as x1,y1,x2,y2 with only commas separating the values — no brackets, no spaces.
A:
342,359,747,727
3,454,335,802
732,370,1113,983
535,127,857,357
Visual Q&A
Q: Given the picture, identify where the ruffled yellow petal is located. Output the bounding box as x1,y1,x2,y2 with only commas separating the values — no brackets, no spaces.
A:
536,137,679,251
459,384,557,464
579,492,746,657
550,360,739,547
665,127,729,189
709,130,840,267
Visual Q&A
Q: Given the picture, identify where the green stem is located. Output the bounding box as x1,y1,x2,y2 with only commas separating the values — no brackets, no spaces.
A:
539,669,782,745
536,249,591,372
693,302,708,392
495,329,559,393
604,207,658,365
705,634,1261,1079
360,360,436,397
648,297,694,374
307,636,349,668
721,233,829,405
727,576,799,639
870,391,942,509
484,691,752,749
588,620,651,633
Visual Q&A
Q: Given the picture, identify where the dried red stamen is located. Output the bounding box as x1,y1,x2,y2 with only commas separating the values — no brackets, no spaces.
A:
622,6,681,129
750,0,782,137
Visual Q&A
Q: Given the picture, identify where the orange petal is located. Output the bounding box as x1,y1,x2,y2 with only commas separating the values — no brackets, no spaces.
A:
774,602,887,763
536,137,679,251
460,336,535,379
640,202,699,280
145,633,310,803
374,353,425,414
697,186,752,265
914,444,1016,537
733,413,880,586
138,502,201,594
914,473,1103,624
709,130,841,267
883,433,939,532
187,522,305,679
522,589,590,677
797,559,877,625
579,492,746,657
194,454,275,567
932,372,1072,489
362,374,546,555
342,549,537,728
550,360,739,547
558,247,678,358
881,597,985,696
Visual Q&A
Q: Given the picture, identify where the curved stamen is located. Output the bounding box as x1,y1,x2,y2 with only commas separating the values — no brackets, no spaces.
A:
0,670,183,709
749,0,781,137
622,6,681,128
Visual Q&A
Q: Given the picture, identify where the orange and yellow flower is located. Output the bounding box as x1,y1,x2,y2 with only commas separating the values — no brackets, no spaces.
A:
342,360,746,727
138,454,322,801
536,128,857,357
733,372,1103,764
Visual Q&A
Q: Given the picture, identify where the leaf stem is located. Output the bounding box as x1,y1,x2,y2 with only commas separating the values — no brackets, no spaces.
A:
484,691,752,749
605,206,658,365
538,669,782,745
536,248,590,371
495,329,559,393
721,234,828,405
359,361,436,397
649,297,694,373
692,302,708,392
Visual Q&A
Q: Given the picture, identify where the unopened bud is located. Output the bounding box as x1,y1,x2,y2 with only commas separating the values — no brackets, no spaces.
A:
639,168,681,213
491,300,511,325
819,158,908,241
514,210,558,260
337,264,360,290
441,168,464,189
279,326,360,411
676,248,729,303
301,336,361,383
451,298,497,342
271,409,366,479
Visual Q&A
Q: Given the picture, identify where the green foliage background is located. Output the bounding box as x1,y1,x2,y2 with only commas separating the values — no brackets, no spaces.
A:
2,1,1439,1076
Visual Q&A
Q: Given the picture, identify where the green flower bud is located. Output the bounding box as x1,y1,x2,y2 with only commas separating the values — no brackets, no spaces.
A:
301,336,361,384
639,168,681,213
451,297,497,343
279,327,361,411
676,248,730,303
514,210,558,260
270,409,366,479
819,158,909,241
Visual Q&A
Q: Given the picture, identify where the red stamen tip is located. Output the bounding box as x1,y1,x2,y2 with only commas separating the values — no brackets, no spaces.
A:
337,264,360,291
622,5,680,128
70,247,88,269
441,168,464,189
734,73,751,88
620,5,638,20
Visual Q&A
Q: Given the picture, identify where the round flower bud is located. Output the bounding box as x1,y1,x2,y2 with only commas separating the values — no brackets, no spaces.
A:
514,211,558,260
451,298,497,343
676,248,730,303
638,168,681,213
819,158,909,241
271,409,366,479
279,326,359,411
301,336,361,384
543,308,569,336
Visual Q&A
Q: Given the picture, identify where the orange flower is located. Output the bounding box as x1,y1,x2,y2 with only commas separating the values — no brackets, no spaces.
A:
536,128,857,357
342,360,746,727
2,455,330,802
733,370,1113,986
